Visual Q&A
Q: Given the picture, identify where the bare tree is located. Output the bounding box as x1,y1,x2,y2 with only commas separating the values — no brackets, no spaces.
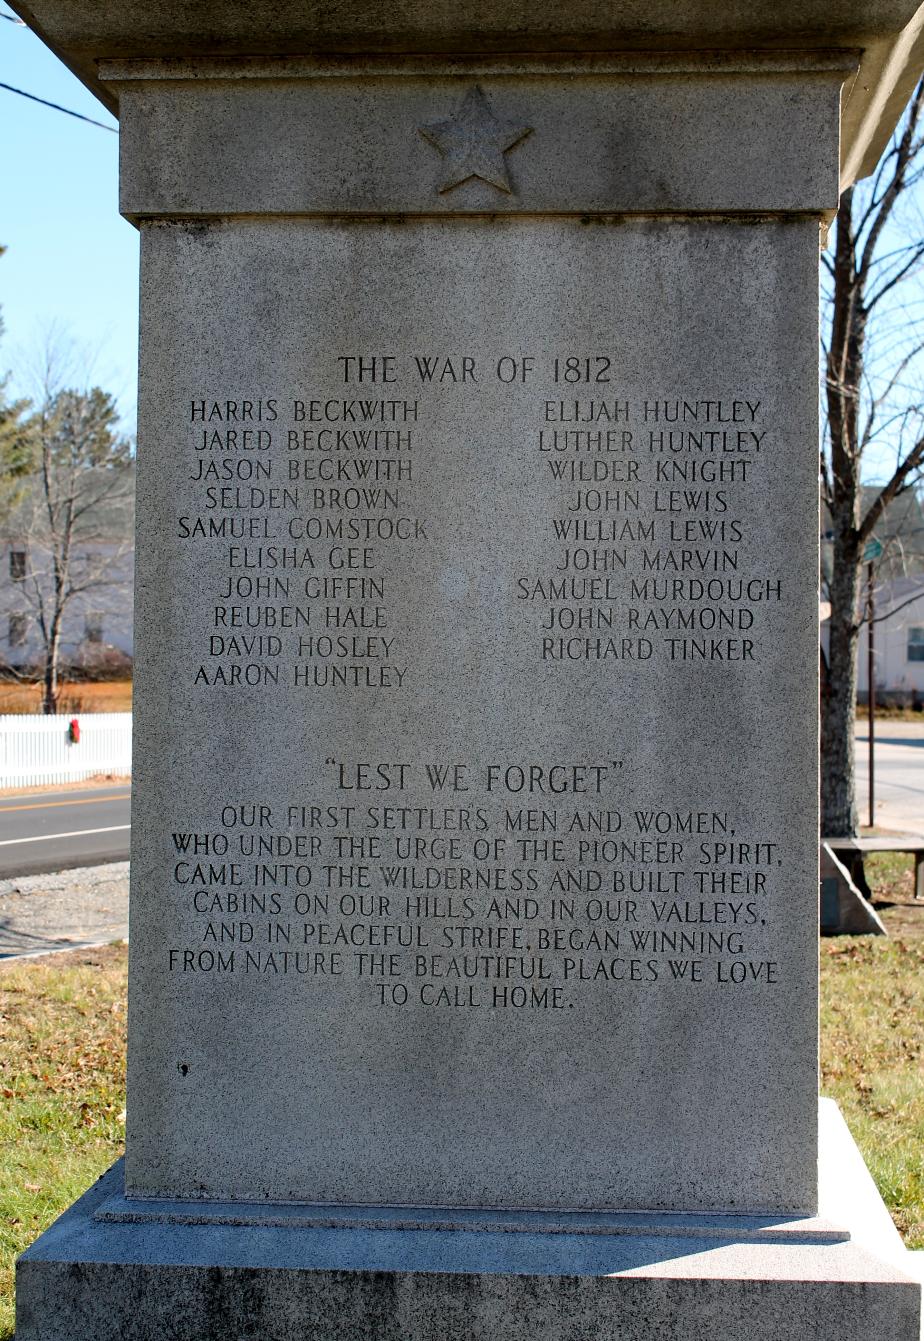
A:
2,379,133,713
821,75,924,835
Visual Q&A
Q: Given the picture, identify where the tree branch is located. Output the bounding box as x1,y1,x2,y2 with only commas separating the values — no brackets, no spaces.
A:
867,242,924,312
866,585,924,626
858,76,924,282
859,436,924,544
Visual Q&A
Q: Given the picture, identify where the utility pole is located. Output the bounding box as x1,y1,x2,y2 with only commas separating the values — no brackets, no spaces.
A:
861,539,883,831
867,560,875,830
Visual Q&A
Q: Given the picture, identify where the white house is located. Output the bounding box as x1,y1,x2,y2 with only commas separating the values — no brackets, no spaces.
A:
822,487,924,703
854,574,924,702
0,465,134,674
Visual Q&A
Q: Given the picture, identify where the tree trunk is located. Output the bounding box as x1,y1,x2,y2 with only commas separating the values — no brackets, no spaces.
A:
821,540,860,835
821,182,863,838
42,623,61,715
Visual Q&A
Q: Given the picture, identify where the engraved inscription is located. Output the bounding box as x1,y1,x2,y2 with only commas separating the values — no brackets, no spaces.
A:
166,764,782,1004
174,352,787,691
163,345,794,1009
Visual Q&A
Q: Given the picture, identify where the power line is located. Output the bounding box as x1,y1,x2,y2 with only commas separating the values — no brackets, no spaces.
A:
0,80,116,130
0,13,26,22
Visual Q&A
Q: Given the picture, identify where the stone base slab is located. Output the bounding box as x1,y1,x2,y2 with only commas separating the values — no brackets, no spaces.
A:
16,1102,921,1340
93,1188,851,1242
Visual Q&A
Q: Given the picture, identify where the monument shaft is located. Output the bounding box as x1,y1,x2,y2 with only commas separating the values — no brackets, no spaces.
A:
120,62,825,1212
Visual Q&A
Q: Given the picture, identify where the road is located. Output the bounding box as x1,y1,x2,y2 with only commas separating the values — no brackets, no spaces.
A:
855,720,924,836
0,785,131,878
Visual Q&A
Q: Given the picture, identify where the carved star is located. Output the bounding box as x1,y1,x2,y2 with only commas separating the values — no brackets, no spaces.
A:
420,85,532,195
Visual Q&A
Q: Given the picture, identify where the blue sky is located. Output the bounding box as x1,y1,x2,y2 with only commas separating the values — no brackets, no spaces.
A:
0,10,138,425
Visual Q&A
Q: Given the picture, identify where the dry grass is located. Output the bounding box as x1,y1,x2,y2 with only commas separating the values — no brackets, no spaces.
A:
856,704,924,721
0,680,132,716
865,849,924,939
820,936,924,1248
819,850,924,1249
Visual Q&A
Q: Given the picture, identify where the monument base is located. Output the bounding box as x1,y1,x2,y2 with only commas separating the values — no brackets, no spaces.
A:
16,1102,920,1341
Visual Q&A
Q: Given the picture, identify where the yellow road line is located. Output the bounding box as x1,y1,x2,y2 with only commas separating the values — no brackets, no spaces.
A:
0,792,131,814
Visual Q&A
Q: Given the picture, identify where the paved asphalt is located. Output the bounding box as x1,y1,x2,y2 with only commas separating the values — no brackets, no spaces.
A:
0,785,131,878
855,720,924,836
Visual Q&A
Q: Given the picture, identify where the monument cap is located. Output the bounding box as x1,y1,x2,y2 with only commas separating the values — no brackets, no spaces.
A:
8,0,924,182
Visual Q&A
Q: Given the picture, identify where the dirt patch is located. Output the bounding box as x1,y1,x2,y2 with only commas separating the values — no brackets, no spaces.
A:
0,941,127,974
874,888,924,939
865,851,924,939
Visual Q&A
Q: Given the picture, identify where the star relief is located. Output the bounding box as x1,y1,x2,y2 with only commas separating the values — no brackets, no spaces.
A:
420,85,532,195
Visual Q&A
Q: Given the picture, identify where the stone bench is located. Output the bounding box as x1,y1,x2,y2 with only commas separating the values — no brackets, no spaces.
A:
820,843,886,935
823,836,924,903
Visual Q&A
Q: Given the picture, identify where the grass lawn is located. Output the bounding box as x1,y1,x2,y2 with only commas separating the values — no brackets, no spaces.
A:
820,850,924,1250
0,945,126,1340
0,865,922,1339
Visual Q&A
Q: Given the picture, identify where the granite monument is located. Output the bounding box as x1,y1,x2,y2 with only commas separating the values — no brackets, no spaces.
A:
12,2,924,1336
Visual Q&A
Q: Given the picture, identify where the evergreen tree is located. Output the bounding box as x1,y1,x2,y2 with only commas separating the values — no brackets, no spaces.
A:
0,245,35,512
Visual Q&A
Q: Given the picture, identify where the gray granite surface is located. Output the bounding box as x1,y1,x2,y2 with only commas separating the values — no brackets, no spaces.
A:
7,0,923,98
16,1104,921,1341
110,62,845,218
127,211,819,1211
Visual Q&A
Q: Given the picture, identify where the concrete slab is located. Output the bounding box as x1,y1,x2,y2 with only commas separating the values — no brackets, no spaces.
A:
0,862,129,958
16,1101,921,1340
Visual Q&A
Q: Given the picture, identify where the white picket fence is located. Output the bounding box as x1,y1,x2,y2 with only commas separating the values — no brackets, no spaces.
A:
0,712,132,788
